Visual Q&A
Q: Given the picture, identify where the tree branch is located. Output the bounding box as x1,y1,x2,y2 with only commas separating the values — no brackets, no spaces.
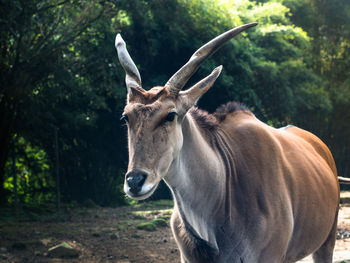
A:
35,0,70,14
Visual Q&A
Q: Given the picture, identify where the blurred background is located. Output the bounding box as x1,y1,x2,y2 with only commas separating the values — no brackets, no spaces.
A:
1,0,350,209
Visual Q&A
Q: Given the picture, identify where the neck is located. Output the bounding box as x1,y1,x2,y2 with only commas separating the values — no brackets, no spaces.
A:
164,113,230,248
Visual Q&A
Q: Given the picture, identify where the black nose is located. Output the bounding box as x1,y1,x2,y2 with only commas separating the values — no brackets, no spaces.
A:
126,169,147,195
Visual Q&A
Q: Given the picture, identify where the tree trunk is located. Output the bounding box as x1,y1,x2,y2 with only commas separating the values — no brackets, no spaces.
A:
0,95,16,206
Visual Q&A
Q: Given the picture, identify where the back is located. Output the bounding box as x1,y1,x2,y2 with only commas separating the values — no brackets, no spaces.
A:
219,110,340,262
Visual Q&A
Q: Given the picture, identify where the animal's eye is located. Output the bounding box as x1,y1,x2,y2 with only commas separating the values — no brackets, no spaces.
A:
120,113,129,123
165,112,177,122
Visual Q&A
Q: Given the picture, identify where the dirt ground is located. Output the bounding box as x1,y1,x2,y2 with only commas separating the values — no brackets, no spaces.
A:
0,193,349,263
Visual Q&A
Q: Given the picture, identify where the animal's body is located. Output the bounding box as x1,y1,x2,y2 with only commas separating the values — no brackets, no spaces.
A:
114,23,340,262
170,105,339,263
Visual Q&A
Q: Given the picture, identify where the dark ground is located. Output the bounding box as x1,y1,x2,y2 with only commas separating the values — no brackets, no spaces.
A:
0,194,349,263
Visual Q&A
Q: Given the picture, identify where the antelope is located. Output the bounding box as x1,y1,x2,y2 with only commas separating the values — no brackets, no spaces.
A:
115,23,340,263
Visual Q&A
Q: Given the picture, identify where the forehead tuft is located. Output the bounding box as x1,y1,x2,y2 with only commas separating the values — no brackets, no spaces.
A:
128,86,172,104
125,98,175,118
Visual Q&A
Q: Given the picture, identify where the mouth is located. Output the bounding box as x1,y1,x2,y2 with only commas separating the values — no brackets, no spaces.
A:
125,183,159,200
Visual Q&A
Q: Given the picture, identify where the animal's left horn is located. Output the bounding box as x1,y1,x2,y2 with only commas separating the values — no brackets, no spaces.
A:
115,34,142,93
165,22,258,96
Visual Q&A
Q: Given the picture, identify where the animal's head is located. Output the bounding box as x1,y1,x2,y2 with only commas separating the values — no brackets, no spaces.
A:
115,23,257,200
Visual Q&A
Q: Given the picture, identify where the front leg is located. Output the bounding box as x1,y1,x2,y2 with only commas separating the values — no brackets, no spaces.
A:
170,208,189,262
180,254,189,263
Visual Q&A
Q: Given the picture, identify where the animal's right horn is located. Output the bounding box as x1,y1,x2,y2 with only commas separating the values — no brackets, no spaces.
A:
165,22,258,96
115,34,142,94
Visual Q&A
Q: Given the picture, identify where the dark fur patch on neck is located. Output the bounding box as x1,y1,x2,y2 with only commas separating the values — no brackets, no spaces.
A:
180,222,219,262
174,189,219,262
213,102,250,122
189,108,219,131
190,102,250,130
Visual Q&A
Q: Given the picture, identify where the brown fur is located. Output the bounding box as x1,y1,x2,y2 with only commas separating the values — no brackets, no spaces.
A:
129,86,171,104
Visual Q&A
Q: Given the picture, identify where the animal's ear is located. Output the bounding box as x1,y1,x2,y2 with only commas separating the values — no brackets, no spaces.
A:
179,66,222,111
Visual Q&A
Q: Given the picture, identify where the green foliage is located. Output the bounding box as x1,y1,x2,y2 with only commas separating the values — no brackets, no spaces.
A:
1,0,128,206
1,0,349,207
280,0,350,179
4,137,54,205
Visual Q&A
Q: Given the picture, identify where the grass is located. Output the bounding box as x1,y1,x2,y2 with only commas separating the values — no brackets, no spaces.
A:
152,218,168,227
117,224,127,231
132,213,146,220
137,222,157,231
0,199,173,222
136,218,169,231
131,208,172,219
132,199,173,209
0,204,71,222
